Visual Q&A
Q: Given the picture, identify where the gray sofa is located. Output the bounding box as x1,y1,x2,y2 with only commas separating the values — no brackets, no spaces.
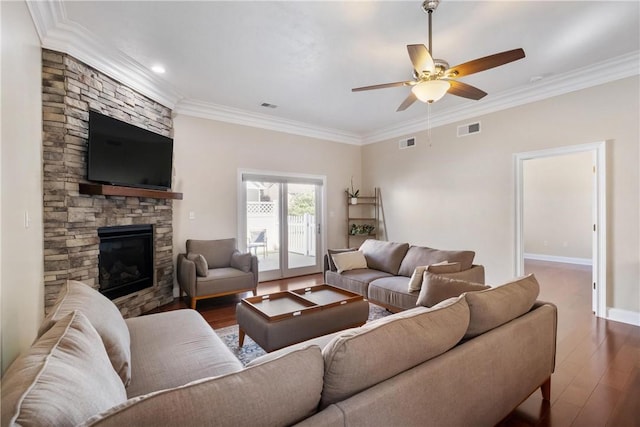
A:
2,276,557,427
177,238,258,309
325,239,486,311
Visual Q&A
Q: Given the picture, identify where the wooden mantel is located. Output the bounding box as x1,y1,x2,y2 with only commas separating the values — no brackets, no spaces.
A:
79,183,183,200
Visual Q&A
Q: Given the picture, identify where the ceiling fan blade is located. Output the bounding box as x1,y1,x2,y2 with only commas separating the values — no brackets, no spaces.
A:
352,81,413,92
407,44,435,74
396,92,417,112
446,80,487,100
447,48,525,78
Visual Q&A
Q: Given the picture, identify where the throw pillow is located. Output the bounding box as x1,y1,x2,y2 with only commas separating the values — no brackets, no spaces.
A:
327,248,357,271
37,280,132,386
230,251,252,272
1,311,127,427
408,265,429,292
416,271,489,307
187,253,209,277
407,261,462,292
331,251,368,274
464,274,540,339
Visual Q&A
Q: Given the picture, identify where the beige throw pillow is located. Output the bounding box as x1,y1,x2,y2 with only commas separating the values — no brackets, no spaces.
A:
464,274,540,339
37,280,132,386
187,253,209,277
327,248,358,271
331,250,368,274
1,311,127,427
416,271,489,307
407,261,462,292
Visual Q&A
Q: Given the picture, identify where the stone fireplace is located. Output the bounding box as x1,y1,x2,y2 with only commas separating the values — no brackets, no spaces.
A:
41,49,175,317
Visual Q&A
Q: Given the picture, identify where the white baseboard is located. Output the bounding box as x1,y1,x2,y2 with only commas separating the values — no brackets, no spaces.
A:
524,253,592,266
606,307,640,327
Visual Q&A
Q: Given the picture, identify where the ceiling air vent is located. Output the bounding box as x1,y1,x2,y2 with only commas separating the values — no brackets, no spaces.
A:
399,137,416,149
457,121,481,137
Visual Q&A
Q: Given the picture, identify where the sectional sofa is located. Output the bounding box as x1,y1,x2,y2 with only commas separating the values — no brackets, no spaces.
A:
2,275,556,427
325,239,486,311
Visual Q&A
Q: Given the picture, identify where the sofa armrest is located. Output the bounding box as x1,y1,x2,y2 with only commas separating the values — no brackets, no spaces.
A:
176,254,196,296
323,254,331,274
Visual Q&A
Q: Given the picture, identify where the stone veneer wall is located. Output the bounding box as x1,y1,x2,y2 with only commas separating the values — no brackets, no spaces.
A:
41,49,174,317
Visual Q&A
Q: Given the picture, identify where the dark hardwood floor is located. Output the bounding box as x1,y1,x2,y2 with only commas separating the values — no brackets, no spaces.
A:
155,260,639,426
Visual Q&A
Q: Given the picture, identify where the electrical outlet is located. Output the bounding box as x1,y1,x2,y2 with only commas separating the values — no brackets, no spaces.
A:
188,211,195,220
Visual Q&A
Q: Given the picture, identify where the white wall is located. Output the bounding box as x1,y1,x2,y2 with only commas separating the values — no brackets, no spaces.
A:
523,151,593,260
1,1,44,373
362,77,639,313
171,114,362,271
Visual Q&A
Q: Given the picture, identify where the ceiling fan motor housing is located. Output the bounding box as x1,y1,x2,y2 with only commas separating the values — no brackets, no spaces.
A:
422,0,440,13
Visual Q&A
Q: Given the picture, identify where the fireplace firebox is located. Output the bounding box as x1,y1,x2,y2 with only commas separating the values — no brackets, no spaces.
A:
98,224,153,300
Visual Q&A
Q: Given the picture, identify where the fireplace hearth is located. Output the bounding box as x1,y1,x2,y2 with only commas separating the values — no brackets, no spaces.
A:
98,224,154,300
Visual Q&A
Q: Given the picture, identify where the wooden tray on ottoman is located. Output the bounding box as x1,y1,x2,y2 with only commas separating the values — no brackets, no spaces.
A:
291,284,363,308
241,291,321,322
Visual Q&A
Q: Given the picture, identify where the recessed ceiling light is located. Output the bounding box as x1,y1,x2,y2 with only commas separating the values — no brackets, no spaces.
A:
151,65,166,74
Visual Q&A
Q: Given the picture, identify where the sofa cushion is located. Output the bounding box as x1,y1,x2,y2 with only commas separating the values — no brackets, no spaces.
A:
320,296,469,408
83,346,324,427
325,269,392,296
368,276,417,310
186,238,236,268
359,239,409,275
327,248,358,271
331,250,368,274
417,271,490,307
407,261,462,292
398,246,475,277
2,311,127,427
230,251,252,272
464,274,540,339
37,280,132,385
125,309,243,398
187,253,208,276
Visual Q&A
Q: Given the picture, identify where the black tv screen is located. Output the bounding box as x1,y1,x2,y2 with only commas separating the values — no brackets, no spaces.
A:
88,110,173,190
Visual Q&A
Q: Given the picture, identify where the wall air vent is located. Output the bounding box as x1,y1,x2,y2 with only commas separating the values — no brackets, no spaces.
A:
457,121,481,137
399,137,416,149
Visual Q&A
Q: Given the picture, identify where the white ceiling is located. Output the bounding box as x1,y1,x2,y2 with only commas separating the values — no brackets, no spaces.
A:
30,1,640,144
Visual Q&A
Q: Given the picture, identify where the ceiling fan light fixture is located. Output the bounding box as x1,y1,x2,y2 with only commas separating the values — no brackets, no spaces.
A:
411,79,450,103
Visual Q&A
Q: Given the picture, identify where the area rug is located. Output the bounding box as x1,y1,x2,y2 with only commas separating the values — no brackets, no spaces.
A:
215,303,390,366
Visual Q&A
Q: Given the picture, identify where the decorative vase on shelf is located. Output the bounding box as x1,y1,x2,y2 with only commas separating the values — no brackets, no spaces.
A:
350,197,358,205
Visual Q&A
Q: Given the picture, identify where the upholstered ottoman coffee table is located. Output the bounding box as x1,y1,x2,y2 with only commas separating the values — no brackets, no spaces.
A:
236,284,369,352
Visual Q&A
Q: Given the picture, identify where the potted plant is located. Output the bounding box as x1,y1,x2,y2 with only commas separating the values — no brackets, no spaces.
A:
345,177,359,204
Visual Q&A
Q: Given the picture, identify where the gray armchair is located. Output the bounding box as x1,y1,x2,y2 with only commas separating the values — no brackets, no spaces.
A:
177,238,258,309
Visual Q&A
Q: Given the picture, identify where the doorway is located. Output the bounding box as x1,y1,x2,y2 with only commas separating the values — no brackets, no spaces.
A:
239,171,325,282
514,142,607,317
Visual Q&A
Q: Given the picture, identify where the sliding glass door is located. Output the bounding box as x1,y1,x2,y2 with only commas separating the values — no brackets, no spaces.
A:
241,172,324,281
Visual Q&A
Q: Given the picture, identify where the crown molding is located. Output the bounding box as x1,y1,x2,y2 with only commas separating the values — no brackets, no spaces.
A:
26,1,639,146
174,99,362,145
361,51,640,144
27,1,182,109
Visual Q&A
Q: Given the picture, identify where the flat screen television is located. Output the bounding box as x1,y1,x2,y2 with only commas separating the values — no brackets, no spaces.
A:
88,110,173,190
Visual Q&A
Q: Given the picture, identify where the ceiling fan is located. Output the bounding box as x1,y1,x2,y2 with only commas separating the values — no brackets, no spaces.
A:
352,0,525,111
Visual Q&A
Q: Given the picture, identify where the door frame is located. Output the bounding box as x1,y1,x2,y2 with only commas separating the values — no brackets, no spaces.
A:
237,169,327,281
514,141,607,317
